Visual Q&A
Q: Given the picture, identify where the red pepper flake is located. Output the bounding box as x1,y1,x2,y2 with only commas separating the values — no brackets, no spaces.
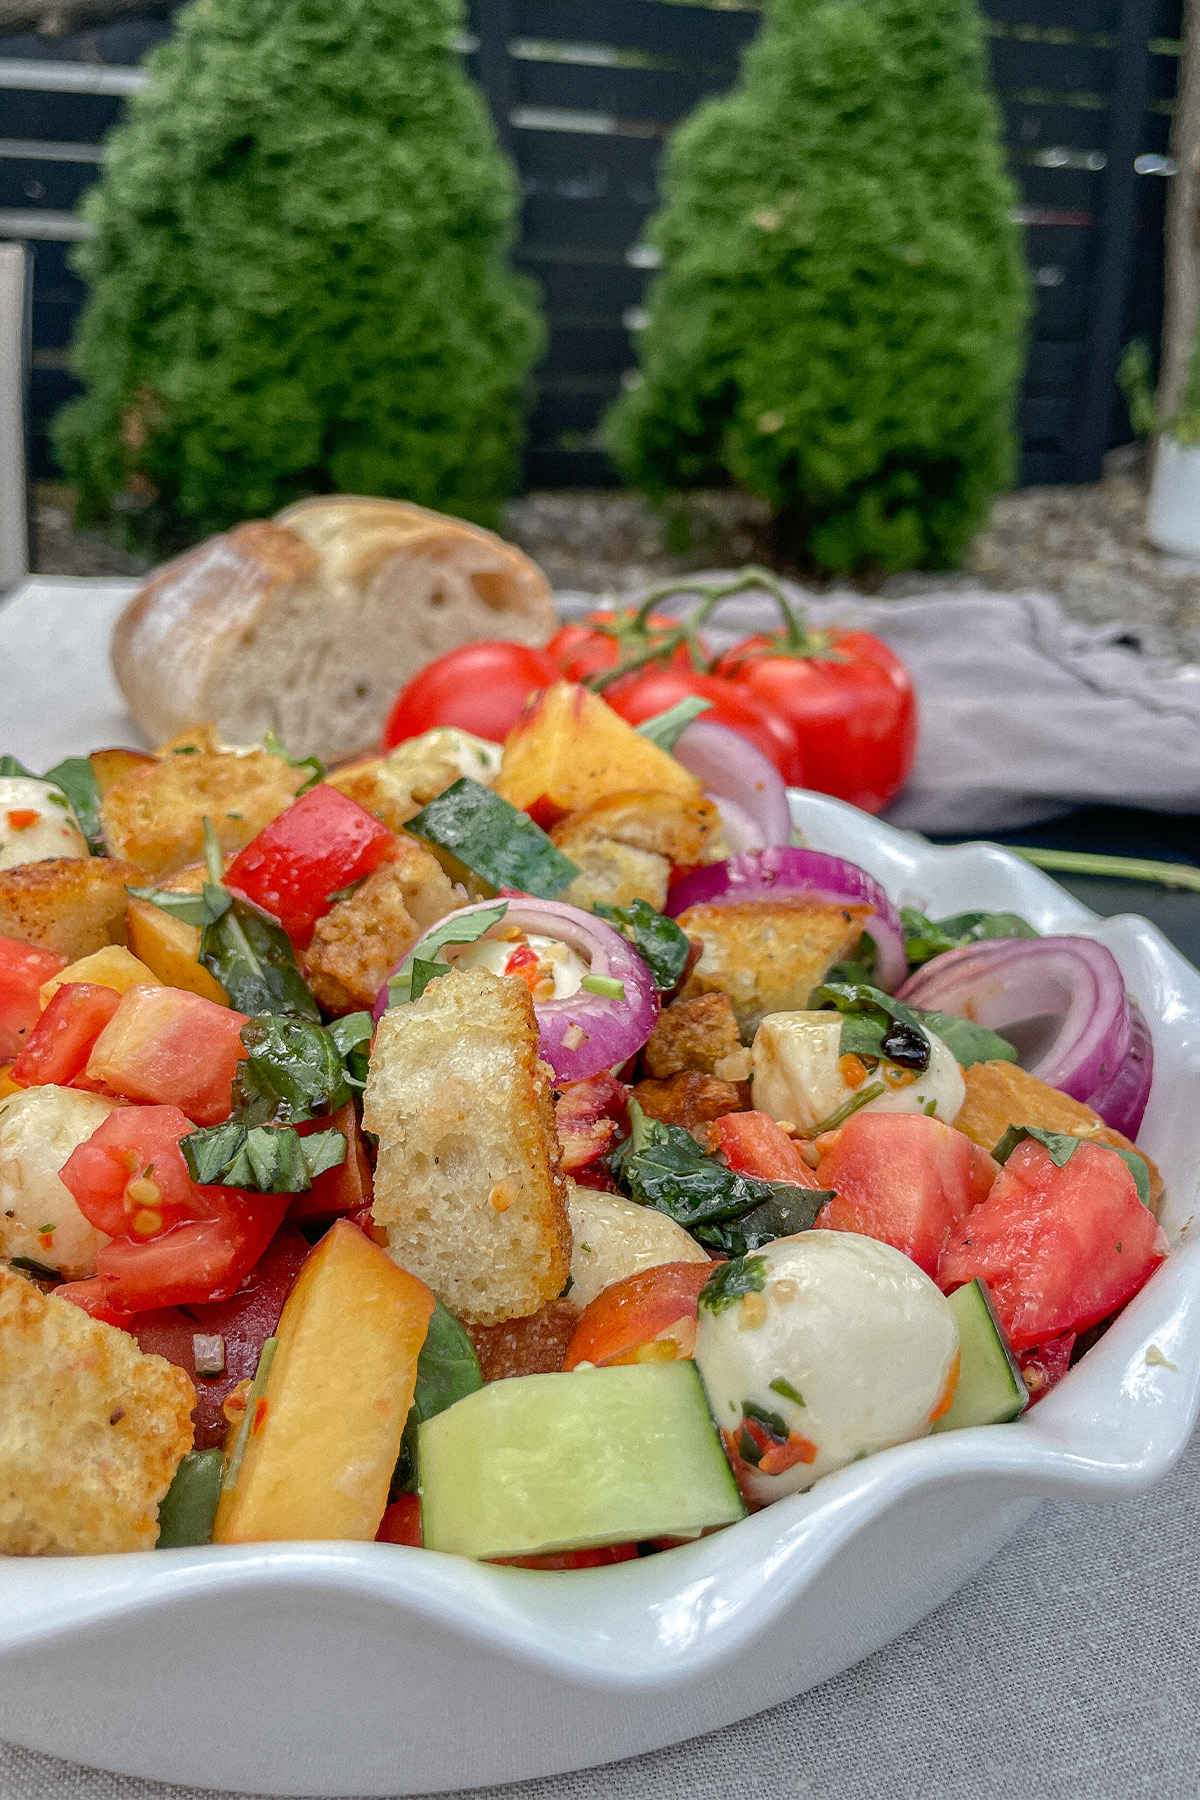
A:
251,1397,269,1435
6,809,40,830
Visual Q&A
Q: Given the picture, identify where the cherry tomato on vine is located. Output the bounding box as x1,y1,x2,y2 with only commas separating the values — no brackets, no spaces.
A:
602,667,800,778
711,631,916,813
381,642,559,751
545,610,695,686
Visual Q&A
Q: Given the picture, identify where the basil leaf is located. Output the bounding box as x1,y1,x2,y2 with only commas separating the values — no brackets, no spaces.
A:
812,980,931,1073
1108,1146,1153,1208
723,1185,833,1256
394,1300,482,1495
126,884,232,929
901,906,1038,968
0,755,34,779
326,1012,373,1057
386,900,509,1007
42,756,105,856
992,1123,1152,1207
917,1009,1018,1070
634,695,712,750
593,897,691,991
181,1120,346,1192
201,901,320,1019
698,1254,768,1316
262,728,324,797
231,1015,350,1124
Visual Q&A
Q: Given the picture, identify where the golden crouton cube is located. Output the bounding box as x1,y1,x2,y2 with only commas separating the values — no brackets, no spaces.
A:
303,840,457,1014
955,1059,1163,1210
363,966,571,1326
0,856,140,959
100,742,306,879
676,900,871,1040
643,991,744,1079
0,1266,195,1555
552,790,726,913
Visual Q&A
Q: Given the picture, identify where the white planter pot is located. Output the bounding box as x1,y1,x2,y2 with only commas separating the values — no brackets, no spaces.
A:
1146,434,1200,557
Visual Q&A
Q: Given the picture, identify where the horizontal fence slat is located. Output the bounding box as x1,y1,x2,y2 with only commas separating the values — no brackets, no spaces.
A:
506,0,759,63
513,58,725,122
0,158,98,211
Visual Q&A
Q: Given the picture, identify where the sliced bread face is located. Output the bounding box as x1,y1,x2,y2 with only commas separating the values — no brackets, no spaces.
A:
363,966,571,1327
113,498,556,766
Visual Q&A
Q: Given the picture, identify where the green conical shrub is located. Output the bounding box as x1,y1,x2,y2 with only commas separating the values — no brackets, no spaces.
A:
54,0,543,545
605,0,1029,575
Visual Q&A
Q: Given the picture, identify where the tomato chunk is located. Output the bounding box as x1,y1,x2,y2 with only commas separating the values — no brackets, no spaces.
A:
0,936,67,1060
85,985,247,1125
563,1261,713,1371
710,1111,825,1187
225,785,397,944
491,1543,640,1569
54,1277,137,1328
377,1495,423,1547
60,1104,200,1238
937,1139,1168,1353
816,1111,982,1276
92,1191,288,1311
287,1102,373,1220
10,982,122,1088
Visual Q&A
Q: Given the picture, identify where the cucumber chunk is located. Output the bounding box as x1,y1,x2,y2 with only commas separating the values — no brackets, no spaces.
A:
932,1279,1029,1433
157,1447,224,1547
406,778,579,900
419,1362,745,1559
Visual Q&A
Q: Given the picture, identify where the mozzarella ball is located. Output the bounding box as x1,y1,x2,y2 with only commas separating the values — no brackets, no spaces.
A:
566,1180,709,1309
0,777,88,871
0,1086,118,1278
695,1230,960,1503
751,1011,965,1131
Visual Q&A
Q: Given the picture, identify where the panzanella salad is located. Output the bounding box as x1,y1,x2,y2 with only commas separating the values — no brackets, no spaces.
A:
0,696,1169,1562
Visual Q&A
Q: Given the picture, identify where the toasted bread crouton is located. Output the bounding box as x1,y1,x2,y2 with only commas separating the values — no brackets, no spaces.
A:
0,1266,195,1554
0,856,140,958
364,966,571,1325
100,743,306,879
553,789,727,911
633,1070,749,1129
643,991,744,1079
303,841,457,1014
468,1297,581,1382
561,840,671,912
954,1059,1163,1210
328,728,503,834
676,901,871,1040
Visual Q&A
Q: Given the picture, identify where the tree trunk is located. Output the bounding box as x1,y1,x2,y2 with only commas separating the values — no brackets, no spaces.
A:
1159,0,1200,420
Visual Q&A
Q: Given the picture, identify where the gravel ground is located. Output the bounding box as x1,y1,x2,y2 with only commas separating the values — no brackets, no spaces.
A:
29,447,1200,664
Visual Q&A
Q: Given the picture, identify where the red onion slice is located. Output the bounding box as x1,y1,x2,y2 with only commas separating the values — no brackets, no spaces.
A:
374,898,660,1084
665,846,908,992
896,936,1149,1131
671,719,791,850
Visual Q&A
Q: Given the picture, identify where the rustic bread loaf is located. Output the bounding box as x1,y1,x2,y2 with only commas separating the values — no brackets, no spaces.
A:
112,496,556,764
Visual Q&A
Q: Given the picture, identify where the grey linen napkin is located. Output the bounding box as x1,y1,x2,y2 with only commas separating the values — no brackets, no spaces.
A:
558,580,1200,834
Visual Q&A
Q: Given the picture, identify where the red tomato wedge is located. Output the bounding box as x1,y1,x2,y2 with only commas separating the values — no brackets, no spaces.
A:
0,936,66,1060
287,1102,373,1221
710,1111,825,1187
85,985,247,1125
10,982,122,1088
59,1104,201,1239
563,1261,713,1371
491,1543,640,1569
225,784,397,944
937,1138,1168,1353
382,642,559,749
377,1494,423,1547
132,1223,312,1446
816,1112,985,1277
91,1191,288,1311
54,1276,136,1328
711,629,917,811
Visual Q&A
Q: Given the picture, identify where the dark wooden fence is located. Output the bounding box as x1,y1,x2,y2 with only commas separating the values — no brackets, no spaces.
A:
0,0,1183,490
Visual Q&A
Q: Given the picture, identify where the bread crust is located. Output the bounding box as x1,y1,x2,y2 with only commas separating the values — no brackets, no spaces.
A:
113,498,556,763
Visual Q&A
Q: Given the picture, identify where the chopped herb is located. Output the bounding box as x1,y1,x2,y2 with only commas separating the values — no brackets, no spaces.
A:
9,1256,62,1283
198,818,319,1019
182,1120,346,1192
406,778,579,900
812,981,931,1072
393,1300,482,1494
325,1010,373,1087
901,906,1038,969
742,1399,789,1439
698,1254,768,1315
581,973,626,1000
991,1123,1152,1207
37,1223,54,1236
924,1098,938,1116
634,695,713,750
386,900,509,1007
802,1080,886,1137
769,1376,805,1406
222,1338,277,1492
593,898,690,991
231,1014,356,1125
262,728,324,796
171,744,200,754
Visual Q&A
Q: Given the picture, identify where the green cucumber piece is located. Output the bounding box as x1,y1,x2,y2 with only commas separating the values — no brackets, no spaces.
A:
406,778,579,900
932,1279,1028,1433
419,1361,745,1559
157,1447,224,1547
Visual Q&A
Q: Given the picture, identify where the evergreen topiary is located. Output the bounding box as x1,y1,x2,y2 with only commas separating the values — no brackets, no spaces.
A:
605,0,1030,575
54,0,543,545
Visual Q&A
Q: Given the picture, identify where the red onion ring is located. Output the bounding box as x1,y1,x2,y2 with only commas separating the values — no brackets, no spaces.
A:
664,846,908,992
671,719,791,850
374,898,659,1084
896,937,1151,1133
